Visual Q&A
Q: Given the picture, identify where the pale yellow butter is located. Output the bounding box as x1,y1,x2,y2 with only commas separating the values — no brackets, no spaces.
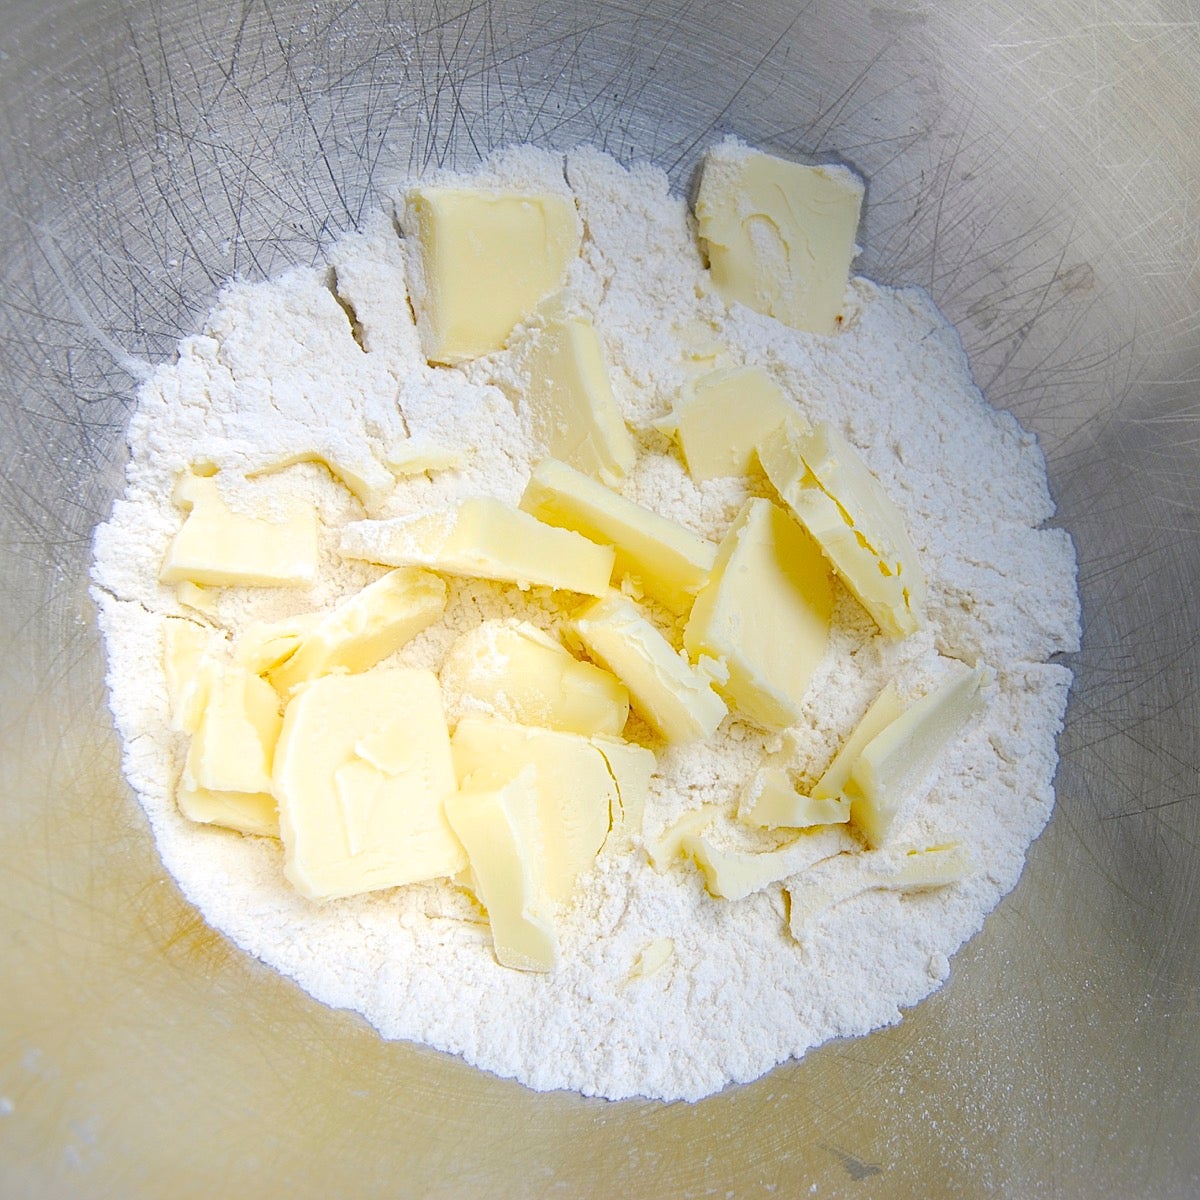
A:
162,618,224,734
645,805,720,871
339,497,615,596
450,717,616,903
273,669,466,900
234,615,320,676
268,568,447,694
683,498,831,728
695,142,864,335
521,458,717,615
572,592,727,745
810,681,905,801
385,438,467,476
439,619,629,737
404,187,581,364
590,734,656,842
628,937,675,981
159,469,319,589
758,420,926,637
739,765,850,830
673,366,803,481
848,666,992,847
518,307,637,485
444,767,559,972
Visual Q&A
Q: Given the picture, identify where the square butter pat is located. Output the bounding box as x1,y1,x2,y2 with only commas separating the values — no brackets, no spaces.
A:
404,187,581,364
273,669,466,900
695,140,864,335
521,458,717,615
684,498,831,729
339,497,615,596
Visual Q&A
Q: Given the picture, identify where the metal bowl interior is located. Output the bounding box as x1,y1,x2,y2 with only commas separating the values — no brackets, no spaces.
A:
1,1,1197,1196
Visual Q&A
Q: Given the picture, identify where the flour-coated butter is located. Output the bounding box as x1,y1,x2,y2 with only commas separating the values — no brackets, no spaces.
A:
739,765,850,829
810,681,905,801
682,825,856,901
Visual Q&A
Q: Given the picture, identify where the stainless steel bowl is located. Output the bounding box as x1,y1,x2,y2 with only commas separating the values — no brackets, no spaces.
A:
2,1,1196,1195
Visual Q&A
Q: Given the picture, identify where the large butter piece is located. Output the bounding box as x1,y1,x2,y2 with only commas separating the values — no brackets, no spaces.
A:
450,717,616,903
759,421,925,637
179,660,282,837
739,765,850,830
572,592,727,745
520,458,717,615
404,187,581,364
273,669,466,899
339,497,615,596
269,568,447,694
848,666,991,847
159,469,319,589
673,366,801,481
683,824,855,901
695,142,864,335
444,767,558,972
787,842,972,936
439,619,629,737
519,308,637,485
683,498,831,728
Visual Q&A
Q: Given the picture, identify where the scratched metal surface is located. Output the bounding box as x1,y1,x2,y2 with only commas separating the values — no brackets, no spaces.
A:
1,0,1197,1196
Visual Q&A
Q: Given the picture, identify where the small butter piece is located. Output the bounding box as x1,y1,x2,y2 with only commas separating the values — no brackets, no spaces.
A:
848,667,992,847
385,437,467,476
628,937,675,981
440,620,629,737
645,805,721,871
451,718,615,903
445,767,559,972
684,498,831,728
273,669,466,900
674,366,803,481
235,615,319,676
175,581,220,617
787,842,972,935
759,421,925,637
269,569,447,694
404,187,581,364
572,592,727,745
340,497,615,596
810,681,906,801
162,618,224,734
521,458,717,615
519,308,637,485
159,469,319,589
683,825,855,901
695,141,864,335
739,765,850,829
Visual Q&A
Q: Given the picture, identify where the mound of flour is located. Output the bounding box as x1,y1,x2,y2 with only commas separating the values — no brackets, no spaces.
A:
91,144,1080,1102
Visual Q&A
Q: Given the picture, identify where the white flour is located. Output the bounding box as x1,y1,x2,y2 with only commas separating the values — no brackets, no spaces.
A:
91,144,1081,1102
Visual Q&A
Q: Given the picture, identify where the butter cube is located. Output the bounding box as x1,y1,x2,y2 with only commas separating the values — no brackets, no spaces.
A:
518,308,637,485
268,569,447,694
673,366,802,481
179,660,282,837
404,187,581,364
758,421,925,637
683,824,855,901
848,667,991,847
340,497,615,596
444,768,559,972
521,458,717,615
810,681,905,801
684,498,831,728
695,141,864,335
451,718,616,902
739,765,850,829
273,670,466,900
159,469,319,589
439,620,629,737
572,592,727,745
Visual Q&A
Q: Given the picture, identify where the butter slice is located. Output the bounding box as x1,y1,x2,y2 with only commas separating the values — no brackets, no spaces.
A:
673,366,802,481
645,805,720,871
179,661,282,837
450,717,615,903
163,618,224,734
591,735,656,843
444,767,558,972
787,842,972,936
848,667,992,848
521,458,717,615
683,824,855,901
810,681,905,801
339,497,615,596
159,469,319,589
268,569,447,694
739,765,850,829
759,421,925,637
273,670,466,900
695,142,864,335
439,620,629,737
404,187,581,364
684,498,831,728
519,309,637,485
572,592,727,745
